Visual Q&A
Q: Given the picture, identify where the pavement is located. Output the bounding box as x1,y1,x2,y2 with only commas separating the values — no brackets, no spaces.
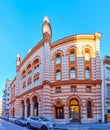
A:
55,123,110,130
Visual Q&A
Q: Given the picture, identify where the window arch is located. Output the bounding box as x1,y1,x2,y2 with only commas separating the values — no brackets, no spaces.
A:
70,52,75,61
85,50,90,61
55,105,64,119
26,98,31,117
34,65,40,74
26,63,32,73
32,96,38,116
82,45,94,60
56,55,61,64
32,58,40,74
56,70,61,80
85,68,90,79
54,100,64,119
21,100,25,117
87,101,92,118
70,68,76,79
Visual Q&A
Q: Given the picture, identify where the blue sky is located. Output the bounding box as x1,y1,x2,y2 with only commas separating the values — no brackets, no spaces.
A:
0,0,110,99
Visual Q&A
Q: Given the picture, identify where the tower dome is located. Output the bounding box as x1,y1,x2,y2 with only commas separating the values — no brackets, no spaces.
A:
44,16,50,23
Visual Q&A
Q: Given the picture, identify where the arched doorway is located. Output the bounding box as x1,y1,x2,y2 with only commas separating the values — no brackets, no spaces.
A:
12,108,15,117
33,96,38,116
26,98,30,117
55,100,64,119
21,100,25,117
69,99,80,123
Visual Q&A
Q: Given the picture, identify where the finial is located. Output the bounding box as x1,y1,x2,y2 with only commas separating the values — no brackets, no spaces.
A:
44,16,50,23
16,54,21,66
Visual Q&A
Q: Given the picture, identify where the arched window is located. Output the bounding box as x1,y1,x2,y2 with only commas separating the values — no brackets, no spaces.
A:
34,65,40,74
26,98,31,117
70,52,75,61
21,101,25,117
56,55,61,64
85,51,90,61
56,107,64,119
33,96,38,116
70,68,76,79
85,68,90,79
87,101,92,118
34,78,39,87
55,101,64,119
56,70,61,80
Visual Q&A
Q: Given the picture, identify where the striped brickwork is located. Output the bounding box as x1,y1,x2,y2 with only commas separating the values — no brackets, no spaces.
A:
9,17,102,124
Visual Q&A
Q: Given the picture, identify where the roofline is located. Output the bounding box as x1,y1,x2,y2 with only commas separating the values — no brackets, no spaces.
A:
17,39,44,71
51,33,101,49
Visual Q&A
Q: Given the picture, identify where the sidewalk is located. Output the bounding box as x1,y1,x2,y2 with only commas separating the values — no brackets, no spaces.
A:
55,123,110,130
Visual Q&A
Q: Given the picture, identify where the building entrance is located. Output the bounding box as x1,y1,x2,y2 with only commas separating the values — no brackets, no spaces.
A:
69,99,80,123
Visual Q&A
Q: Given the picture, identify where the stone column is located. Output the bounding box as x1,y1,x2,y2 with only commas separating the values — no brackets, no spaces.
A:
31,102,34,116
25,104,27,118
21,105,23,117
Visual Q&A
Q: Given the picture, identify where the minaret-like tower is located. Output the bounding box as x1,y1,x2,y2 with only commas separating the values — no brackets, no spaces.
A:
42,16,52,120
42,16,52,81
16,54,21,66
15,54,21,116
42,16,52,42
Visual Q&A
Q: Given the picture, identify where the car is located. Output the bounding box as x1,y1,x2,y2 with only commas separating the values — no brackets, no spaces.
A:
9,116,16,123
14,117,27,126
27,116,55,130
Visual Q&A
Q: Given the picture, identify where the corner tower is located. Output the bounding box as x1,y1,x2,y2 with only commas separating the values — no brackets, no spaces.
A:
42,16,52,119
42,16,52,42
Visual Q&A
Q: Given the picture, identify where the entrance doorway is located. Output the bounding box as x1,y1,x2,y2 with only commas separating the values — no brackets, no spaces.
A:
69,99,80,123
33,96,38,116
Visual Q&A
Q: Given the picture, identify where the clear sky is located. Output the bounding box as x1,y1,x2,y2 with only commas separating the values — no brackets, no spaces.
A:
0,0,110,99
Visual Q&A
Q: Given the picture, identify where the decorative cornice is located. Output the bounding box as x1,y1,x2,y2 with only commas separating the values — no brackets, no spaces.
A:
51,34,95,49
51,79,102,86
16,85,43,98
15,79,101,100
42,80,51,86
16,40,44,71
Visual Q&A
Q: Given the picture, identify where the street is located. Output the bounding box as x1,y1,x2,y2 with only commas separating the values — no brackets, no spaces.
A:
0,118,28,130
0,118,110,130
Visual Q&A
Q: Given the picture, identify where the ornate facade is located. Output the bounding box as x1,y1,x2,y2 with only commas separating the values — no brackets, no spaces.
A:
10,17,102,124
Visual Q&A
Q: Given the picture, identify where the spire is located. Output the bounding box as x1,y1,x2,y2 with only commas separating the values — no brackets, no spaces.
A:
16,54,21,66
44,16,50,24
42,16,52,42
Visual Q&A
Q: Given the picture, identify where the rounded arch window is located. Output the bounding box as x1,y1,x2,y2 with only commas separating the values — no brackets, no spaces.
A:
70,68,76,79
70,99,79,105
21,100,25,117
70,52,75,61
87,101,92,118
85,50,90,61
32,96,38,116
55,100,64,119
85,68,90,79
56,70,61,80
56,55,61,64
33,59,39,66
26,98,31,117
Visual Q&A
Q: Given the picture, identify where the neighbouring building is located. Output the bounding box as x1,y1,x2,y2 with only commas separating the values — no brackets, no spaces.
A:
10,16,102,124
0,99,2,116
101,56,110,123
2,79,11,117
